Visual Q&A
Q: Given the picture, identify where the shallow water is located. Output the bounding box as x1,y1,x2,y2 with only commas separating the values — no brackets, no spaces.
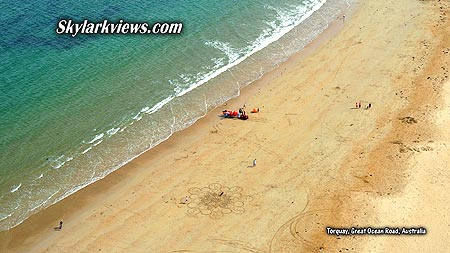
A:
0,0,349,231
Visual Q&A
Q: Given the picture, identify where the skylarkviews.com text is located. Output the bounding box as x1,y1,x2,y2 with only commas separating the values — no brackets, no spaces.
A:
56,19,183,37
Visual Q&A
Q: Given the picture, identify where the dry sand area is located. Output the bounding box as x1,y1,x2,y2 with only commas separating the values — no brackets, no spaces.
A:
1,0,450,252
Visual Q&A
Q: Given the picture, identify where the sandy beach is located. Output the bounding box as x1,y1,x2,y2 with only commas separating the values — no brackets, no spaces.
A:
1,0,450,252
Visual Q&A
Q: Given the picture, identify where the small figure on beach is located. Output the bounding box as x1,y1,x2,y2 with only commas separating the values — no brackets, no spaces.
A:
180,196,189,204
368,103,371,109
59,221,63,230
342,15,346,22
252,159,257,167
355,102,358,108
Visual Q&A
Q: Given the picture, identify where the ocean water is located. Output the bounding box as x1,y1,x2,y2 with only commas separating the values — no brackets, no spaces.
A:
0,0,350,230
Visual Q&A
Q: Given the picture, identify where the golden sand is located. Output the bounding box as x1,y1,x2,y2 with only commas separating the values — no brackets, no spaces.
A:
1,0,449,252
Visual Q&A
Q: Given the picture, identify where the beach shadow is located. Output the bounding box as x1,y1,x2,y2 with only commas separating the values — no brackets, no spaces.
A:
350,107,359,110
53,227,61,231
219,116,238,120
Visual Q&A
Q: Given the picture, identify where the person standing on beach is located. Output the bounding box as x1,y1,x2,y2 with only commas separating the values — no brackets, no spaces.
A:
59,221,63,230
252,159,257,167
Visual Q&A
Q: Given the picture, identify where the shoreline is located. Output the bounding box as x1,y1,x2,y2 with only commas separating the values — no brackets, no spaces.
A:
0,2,353,249
0,0,350,233
2,0,449,251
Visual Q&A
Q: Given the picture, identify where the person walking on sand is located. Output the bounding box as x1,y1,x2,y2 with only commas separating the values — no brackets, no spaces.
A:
59,221,63,230
252,159,257,167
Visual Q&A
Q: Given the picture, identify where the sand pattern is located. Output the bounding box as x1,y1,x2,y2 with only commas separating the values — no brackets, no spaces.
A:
186,183,253,219
2,0,450,252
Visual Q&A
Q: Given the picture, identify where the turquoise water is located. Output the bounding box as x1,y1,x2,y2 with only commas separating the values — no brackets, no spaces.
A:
0,0,349,230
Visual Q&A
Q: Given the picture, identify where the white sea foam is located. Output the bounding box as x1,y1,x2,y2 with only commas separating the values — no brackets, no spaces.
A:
86,133,104,144
211,57,225,70
48,155,73,169
107,127,120,136
143,96,174,115
132,114,143,121
179,73,190,83
30,190,59,212
133,1,327,123
0,212,12,222
10,183,21,193
53,164,63,169
205,41,240,62
1,0,345,233
52,160,64,169
73,3,334,195
174,1,326,99
0,202,19,222
93,140,103,147
136,0,331,137
81,147,92,154
128,95,176,125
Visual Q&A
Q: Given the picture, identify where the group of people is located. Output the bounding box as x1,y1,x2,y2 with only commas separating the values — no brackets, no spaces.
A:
355,101,372,109
222,106,250,120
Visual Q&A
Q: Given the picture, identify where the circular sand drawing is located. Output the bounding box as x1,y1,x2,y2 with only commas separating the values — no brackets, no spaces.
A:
185,183,253,219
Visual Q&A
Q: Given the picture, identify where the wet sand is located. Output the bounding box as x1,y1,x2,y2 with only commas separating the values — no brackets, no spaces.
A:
1,0,449,252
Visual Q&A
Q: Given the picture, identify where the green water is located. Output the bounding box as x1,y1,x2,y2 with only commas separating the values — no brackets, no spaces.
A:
0,0,348,230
